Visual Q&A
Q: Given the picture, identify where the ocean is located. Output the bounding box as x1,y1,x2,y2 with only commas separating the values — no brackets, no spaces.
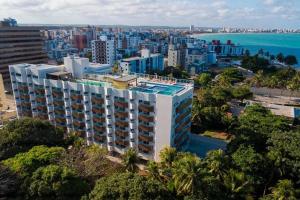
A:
194,33,300,68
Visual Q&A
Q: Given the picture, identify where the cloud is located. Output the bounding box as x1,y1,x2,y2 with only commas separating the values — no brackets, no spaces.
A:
0,0,299,28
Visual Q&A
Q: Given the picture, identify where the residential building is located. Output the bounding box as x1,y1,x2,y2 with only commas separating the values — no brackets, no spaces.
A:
9,58,193,161
73,35,87,51
91,36,115,65
207,40,244,57
0,20,47,86
167,44,186,68
120,49,164,74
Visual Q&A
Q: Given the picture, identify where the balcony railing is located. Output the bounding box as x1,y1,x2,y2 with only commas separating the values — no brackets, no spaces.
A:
53,101,64,107
138,104,154,113
115,111,128,118
114,101,128,108
72,112,85,119
138,115,154,123
115,130,129,137
175,110,190,124
72,104,84,110
94,135,106,143
115,121,129,128
138,134,153,142
71,94,83,101
94,125,106,132
92,107,105,114
175,120,190,134
52,91,63,98
138,124,154,132
93,117,105,123
92,98,104,104
176,99,192,113
138,144,153,153
115,140,129,147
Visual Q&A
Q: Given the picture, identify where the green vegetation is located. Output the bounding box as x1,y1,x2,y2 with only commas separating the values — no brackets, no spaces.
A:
1,107,300,200
28,164,89,199
0,118,64,160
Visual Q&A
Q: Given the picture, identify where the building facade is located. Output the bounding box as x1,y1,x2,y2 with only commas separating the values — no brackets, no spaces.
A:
120,49,164,74
91,36,115,65
9,61,193,161
0,24,47,85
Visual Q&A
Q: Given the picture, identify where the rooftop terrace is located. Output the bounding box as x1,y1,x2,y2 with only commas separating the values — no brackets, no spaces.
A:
81,73,194,96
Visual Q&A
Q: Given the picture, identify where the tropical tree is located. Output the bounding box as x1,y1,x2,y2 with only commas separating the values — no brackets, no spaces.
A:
172,153,203,195
2,145,65,177
261,179,297,200
196,73,212,87
232,85,253,102
0,118,64,160
222,169,254,199
122,148,138,172
205,149,228,180
88,173,171,200
159,147,177,168
28,164,89,199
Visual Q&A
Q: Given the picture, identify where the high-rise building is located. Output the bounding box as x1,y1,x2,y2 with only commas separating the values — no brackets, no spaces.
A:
167,44,185,68
91,36,115,65
9,58,193,161
0,20,47,86
73,35,87,51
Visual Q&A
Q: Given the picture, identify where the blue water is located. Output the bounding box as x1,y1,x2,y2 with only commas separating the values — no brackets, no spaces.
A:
194,33,300,68
186,134,227,158
130,82,184,95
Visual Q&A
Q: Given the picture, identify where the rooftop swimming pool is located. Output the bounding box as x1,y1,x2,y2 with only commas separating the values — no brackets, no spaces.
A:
77,80,111,87
130,82,185,96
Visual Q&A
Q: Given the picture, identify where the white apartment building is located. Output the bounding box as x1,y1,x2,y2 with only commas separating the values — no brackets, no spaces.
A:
91,36,115,65
9,57,193,161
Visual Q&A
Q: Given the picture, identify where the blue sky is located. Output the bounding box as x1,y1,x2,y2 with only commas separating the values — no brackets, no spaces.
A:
0,0,299,28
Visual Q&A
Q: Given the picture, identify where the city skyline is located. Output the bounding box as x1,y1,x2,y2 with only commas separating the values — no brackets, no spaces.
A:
0,0,300,29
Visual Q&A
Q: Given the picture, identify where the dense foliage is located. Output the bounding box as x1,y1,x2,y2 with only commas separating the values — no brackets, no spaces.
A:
88,173,171,200
0,118,64,160
1,108,299,200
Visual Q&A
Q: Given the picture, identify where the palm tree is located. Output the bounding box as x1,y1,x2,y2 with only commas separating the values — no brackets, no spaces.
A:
262,179,297,200
159,147,177,168
222,169,253,200
122,148,138,172
172,153,203,195
205,149,227,180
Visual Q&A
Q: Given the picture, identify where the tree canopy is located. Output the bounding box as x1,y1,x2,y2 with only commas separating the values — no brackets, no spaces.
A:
0,118,64,160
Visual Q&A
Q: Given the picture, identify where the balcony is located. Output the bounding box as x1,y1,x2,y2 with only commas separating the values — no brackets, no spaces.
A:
94,135,106,143
73,121,85,129
114,101,128,108
115,129,129,137
22,111,32,117
138,104,154,113
175,120,190,134
94,125,106,132
35,89,44,96
36,113,48,120
93,117,105,123
52,91,63,98
138,144,153,153
176,99,192,113
36,97,46,103
55,117,66,124
115,140,129,147
53,101,64,107
92,98,104,104
92,107,105,114
175,110,190,124
71,94,83,101
36,105,47,112
72,104,84,110
138,124,154,132
54,109,65,115
138,115,154,123
115,111,128,118
72,112,85,119
115,120,128,128
138,134,153,143
20,94,30,100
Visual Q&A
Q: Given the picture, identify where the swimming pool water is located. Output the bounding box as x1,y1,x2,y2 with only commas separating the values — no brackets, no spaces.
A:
130,82,185,96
